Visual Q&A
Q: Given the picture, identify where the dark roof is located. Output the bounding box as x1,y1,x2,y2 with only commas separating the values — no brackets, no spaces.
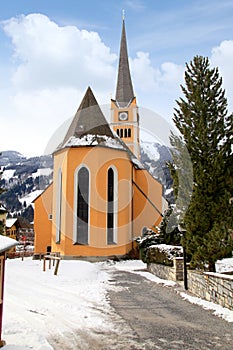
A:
61,87,115,147
115,18,134,107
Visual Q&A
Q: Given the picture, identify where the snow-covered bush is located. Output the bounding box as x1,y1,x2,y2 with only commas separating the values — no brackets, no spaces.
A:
135,228,163,262
147,244,183,266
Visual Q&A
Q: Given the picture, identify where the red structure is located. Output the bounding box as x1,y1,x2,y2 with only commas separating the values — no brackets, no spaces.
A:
0,236,18,347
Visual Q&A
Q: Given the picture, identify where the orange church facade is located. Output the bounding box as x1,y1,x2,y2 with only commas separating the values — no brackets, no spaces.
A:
34,19,164,259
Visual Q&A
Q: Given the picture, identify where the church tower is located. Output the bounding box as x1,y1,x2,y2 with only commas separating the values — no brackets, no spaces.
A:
111,17,140,159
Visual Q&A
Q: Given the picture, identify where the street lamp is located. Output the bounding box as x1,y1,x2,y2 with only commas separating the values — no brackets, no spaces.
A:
178,224,188,290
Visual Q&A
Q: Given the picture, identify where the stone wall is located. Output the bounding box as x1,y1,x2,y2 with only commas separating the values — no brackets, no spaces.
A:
148,260,233,310
148,257,184,282
187,270,233,310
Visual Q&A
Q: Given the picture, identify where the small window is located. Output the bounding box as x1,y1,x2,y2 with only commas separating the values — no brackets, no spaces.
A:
120,129,123,138
128,128,131,137
48,214,53,220
124,129,128,138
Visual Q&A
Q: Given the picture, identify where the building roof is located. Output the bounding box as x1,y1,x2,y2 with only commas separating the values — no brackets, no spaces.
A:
0,235,18,254
6,218,18,229
0,204,7,213
115,18,134,107
60,87,115,147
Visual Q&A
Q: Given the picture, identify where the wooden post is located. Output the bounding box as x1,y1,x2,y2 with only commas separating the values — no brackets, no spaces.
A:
43,255,61,275
54,259,60,276
0,254,6,347
43,256,46,272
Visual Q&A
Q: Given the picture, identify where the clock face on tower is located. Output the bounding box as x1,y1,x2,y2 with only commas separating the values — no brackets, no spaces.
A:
118,111,128,121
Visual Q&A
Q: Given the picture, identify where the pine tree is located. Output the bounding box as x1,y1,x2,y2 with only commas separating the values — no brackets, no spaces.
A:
173,55,233,271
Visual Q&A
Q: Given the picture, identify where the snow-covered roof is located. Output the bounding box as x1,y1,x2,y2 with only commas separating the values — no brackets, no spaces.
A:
62,134,126,151
0,235,18,254
6,218,18,228
131,157,144,170
0,204,7,212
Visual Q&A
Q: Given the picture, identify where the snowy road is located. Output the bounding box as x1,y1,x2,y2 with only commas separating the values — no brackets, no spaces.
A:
2,258,233,349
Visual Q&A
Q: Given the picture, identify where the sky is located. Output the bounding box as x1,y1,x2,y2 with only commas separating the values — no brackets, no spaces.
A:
2,258,233,349
0,0,233,157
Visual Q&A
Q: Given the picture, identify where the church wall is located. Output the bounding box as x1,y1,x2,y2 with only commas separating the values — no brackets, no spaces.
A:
133,169,163,236
51,146,134,257
34,184,53,254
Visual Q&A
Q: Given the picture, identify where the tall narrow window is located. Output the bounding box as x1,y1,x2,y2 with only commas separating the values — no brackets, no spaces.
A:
120,129,123,138
124,129,128,138
56,169,62,243
107,167,118,244
107,168,114,244
75,167,89,244
128,128,131,137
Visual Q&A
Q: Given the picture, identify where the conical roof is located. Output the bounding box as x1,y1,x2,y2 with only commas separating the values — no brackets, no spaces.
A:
62,87,114,146
115,18,134,107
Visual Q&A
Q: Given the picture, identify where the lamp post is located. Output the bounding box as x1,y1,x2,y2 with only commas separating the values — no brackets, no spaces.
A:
178,224,188,290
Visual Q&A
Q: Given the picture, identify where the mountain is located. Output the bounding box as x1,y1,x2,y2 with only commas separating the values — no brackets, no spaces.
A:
0,151,53,222
0,150,26,166
140,141,174,203
0,144,174,222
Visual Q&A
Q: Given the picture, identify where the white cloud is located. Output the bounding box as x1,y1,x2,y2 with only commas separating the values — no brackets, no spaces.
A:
130,51,184,120
3,13,117,91
0,14,118,156
210,40,233,113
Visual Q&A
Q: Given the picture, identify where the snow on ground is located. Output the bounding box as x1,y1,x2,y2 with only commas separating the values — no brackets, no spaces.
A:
215,258,233,273
2,258,113,349
19,190,43,207
1,169,16,181
110,259,177,287
2,258,233,350
32,168,53,178
180,292,233,323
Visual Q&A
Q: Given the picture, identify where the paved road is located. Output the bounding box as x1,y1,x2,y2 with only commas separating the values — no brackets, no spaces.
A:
108,269,233,350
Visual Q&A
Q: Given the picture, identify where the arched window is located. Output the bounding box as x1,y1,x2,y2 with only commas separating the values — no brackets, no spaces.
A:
116,129,120,136
128,128,131,138
124,129,128,138
107,167,118,244
74,166,89,244
56,169,62,243
120,129,123,138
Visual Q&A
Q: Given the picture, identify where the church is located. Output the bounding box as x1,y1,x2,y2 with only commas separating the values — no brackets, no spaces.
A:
33,18,164,259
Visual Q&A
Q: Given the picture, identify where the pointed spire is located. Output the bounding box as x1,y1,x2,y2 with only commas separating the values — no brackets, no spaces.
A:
61,87,114,146
115,17,134,107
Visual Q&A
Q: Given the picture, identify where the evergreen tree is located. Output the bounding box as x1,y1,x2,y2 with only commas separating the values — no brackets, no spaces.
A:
173,55,233,271
159,204,181,245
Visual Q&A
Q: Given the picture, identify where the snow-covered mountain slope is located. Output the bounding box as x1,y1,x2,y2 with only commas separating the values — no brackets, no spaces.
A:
0,151,53,221
140,141,174,202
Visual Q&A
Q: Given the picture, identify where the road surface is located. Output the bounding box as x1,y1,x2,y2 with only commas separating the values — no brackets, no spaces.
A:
107,268,233,350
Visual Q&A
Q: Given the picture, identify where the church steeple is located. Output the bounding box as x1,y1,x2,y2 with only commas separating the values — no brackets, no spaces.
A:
111,16,140,159
115,17,134,107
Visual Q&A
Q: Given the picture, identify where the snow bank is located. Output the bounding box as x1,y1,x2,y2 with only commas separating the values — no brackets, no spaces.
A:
215,258,233,273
